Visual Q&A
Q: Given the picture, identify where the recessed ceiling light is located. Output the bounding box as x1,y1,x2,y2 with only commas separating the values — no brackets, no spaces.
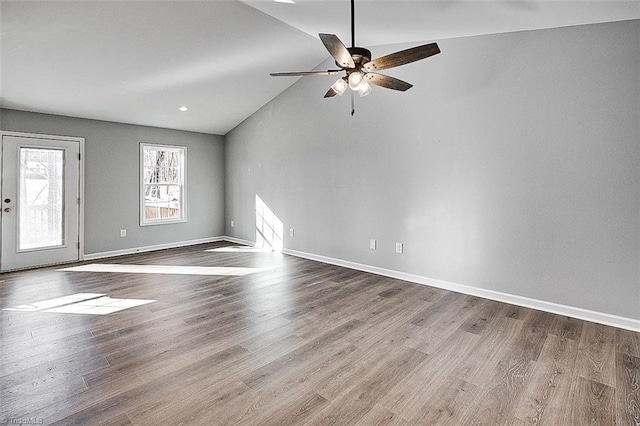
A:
179,106,189,112
274,0,295,4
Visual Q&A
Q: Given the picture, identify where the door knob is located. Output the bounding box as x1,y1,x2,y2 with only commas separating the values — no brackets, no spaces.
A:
3,208,10,213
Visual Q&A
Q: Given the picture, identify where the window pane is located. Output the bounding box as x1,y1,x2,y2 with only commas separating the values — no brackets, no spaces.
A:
141,144,185,225
19,148,64,249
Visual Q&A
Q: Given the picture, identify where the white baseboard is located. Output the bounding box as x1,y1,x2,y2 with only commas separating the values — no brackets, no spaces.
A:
283,248,640,332
83,237,225,260
221,236,256,247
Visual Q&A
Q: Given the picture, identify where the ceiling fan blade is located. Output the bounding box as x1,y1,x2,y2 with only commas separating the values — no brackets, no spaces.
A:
319,33,355,69
364,73,413,91
363,43,440,72
270,70,342,77
324,87,338,98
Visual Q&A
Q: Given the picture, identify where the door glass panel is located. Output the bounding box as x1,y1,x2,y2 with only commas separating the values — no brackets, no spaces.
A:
19,148,65,250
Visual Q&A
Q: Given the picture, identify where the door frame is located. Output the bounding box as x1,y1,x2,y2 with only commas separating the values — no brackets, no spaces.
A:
0,130,85,270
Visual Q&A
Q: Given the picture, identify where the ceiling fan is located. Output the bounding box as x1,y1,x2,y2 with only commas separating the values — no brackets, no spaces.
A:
270,0,440,113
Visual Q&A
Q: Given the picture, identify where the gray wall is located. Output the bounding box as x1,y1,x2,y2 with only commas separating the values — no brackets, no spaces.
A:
225,20,640,320
1,109,225,255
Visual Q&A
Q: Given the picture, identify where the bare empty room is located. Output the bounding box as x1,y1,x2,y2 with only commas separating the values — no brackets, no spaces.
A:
1,0,639,424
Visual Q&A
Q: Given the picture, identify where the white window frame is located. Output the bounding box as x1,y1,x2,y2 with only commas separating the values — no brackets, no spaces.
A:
140,143,187,226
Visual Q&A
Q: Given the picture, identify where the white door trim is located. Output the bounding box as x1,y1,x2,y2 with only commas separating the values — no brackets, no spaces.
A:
0,130,85,269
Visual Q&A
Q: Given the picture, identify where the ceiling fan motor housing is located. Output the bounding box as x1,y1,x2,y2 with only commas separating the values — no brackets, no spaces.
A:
341,47,371,70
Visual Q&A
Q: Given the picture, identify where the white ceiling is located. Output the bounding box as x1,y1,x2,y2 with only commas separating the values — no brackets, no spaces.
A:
2,0,639,135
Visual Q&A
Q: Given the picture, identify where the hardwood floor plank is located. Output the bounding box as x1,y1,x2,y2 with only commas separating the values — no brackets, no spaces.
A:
458,311,559,424
349,320,423,354
353,404,410,426
409,377,479,425
2,373,89,421
135,327,305,385
569,376,616,425
615,352,640,425
50,343,252,424
1,329,104,375
575,321,617,387
239,323,306,353
127,333,315,424
152,340,339,424
9,369,145,423
307,334,414,402
380,329,483,416
504,304,527,320
459,299,505,335
1,352,107,413
305,346,427,425
245,390,328,426
206,345,358,425
240,319,364,390
353,287,434,328
510,309,556,362
98,413,133,425
514,333,579,424
405,294,482,355
460,355,534,425
550,315,584,341
449,311,523,387
127,380,252,425
616,327,640,357
408,291,463,328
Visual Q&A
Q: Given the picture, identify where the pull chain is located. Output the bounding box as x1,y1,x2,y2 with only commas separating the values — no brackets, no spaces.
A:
351,91,355,116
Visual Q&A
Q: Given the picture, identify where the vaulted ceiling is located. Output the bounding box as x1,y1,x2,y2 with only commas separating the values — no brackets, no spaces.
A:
2,0,638,135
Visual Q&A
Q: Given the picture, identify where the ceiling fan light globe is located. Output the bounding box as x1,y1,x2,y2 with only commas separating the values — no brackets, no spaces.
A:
331,78,348,96
358,82,372,97
348,72,364,90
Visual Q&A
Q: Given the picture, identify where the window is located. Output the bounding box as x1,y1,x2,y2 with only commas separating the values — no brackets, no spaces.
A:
140,143,186,225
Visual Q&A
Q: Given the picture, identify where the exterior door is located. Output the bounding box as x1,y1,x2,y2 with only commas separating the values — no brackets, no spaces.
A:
1,134,81,271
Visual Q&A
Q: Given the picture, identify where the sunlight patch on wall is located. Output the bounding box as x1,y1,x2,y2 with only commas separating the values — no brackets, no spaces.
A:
255,194,284,252
3,293,155,315
58,263,269,276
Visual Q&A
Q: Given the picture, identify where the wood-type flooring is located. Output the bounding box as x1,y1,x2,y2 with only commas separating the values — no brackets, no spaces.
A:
1,242,638,425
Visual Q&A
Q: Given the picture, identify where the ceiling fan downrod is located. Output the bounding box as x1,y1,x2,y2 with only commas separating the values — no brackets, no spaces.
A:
351,0,355,48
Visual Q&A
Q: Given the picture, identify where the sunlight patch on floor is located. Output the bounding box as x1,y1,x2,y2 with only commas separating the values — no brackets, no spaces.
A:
58,263,269,276
3,293,155,315
206,246,274,253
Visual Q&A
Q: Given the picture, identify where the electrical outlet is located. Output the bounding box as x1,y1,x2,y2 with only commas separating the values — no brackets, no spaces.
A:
289,228,295,237
120,229,126,238
230,220,234,228
369,239,377,250
395,242,403,254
